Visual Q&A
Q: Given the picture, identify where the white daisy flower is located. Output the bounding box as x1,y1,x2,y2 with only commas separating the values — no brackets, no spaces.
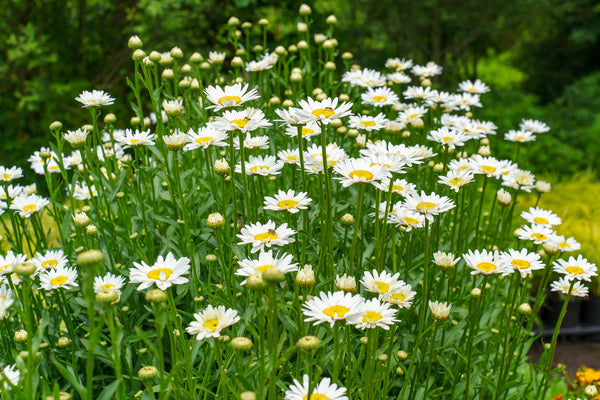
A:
32,249,68,272
295,96,353,125
387,207,425,231
1,364,20,390
550,277,588,297
233,133,270,150
403,191,455,222
386,72,412,84
458,79,490,94
0,251,27,276
427,127,470,149
129,253,190,291
304,143,348,173
515,225,557,244
207,51,226,64
63,128,89,149
429,300,451,320
380,281,417,308
361,87,399,107
211,108,272,133
39,265,79,291
348,297,399,330
502,169,536,192
432,251,460,270
385,57,413,71
397,105,428,124
411,63,442,77
462,249,501,275
235,250,298,284
498,248,545,277
115,129,156,148
184,126,228,151
333,157,389,187
284,122,320,140
0,285,15,319
521,207,562,227
519,119,550,134
278,148,301,165
360,269,401,295
349,113,389,132
235,155,285,176
236,220,296,253
342,68,386,88
186,305,240,340
10,194,50,218
274,107,304,126
402,86,436,101
263,190,312,214
553,255,597,282
75,90,115,108
504,129,536,143
0,166,23,182
70,182,98,201
438,169,475,192
94,272,126,294
302,291,364,328
469,155,510,178
372,178,416,197
204,83,260,111
162,99,184,116
0,185,23,202
285,375,348,400
550,235,581,252
454,93,482,111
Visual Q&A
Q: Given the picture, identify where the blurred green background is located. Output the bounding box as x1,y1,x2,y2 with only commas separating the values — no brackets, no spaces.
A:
2,0,600,176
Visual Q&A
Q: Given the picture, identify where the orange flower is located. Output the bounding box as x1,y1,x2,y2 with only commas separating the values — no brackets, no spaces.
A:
576,366,600,385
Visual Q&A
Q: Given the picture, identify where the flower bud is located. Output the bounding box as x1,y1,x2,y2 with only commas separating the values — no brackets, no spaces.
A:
518,303,532,315
206,212,225,229
145,289,167,304
77,249,104,267
230,336,253,351
128,35,143,49
206,254,218,263
49,121,63,131
342,52,353,60
258,18,269,26
149,51,161,62
335,274,356,293
86,224,98,236
240,392,257,400
227,16,240,26
295,265,315,288
214,158,230,175
14,262,36,277
14,329,28,343
297,335,320,351
246,273,266,290
397,350,408,360
138,366,158,380
326,15,338,24
96,289,119,304
299,4,312,15
341,213,355,226
170,47,183,59
263,268,285,284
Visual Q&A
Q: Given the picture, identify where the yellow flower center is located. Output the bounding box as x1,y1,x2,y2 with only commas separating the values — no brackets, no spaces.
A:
41,260,59,269
195,136,212,145
231,118,250,128
0,295,4,301
301,127,314,136
442,136,454,142
249,165,269,172
218,95,242,106
531,233,547,241
147,268,173,281
362,311,382,323
416,202,436,212
278,199,298,209
2,174,11,180
311,108,335,118
100,283,115,289
323,305,349,319
349,170,374,181
404,217,419,225
303,393,330,400
390,293,406,301
254,231,278,242
0,264,11,272
360,121,376,127
559,242,571,249
257,264,275,273
374,281,390,293
130,138,140,144
449,178,464,187
373,96,387,103
533,217,549,224
476,262,497,273
392,184,404,192
203,319,219,332
566,266,584,275
517,136,525,141
50,276,68,286
23,204,37,213
481,165,496,174
511,259,530,269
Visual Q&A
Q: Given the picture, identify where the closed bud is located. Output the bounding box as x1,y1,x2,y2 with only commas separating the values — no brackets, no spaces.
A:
341,213,355,226
56,337,71,347
138,366,158,380
148,51,161,62
206,212,225,229
518,303,532,315
206,254,218,263
128,35,143,49
241,21,252,29
295,265,315,287
297,335,320,351
246,273,266,290
14,262,36,277
299,4,312,15
258,18,269,26
145,289,167,304
288,44,298,53
585,384,598,397
77,249,104,267
326,15,338,24
274,45,287,56
214,158,231,175
170,46,183,59
96,289,119,304
240,392,257,400
471,288,481,297
231,56,244,67
262,268,285,284
297,22,308,33
397,350,408,360
297,40,308,50
231,336,253,351
341,52,353,60
49,121,63,131
324,61,336,70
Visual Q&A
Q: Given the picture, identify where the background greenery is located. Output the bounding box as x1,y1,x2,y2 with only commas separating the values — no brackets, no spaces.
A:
1,0,599,176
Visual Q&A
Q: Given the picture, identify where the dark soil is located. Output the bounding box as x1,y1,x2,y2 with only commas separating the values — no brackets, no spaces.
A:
529,336,600,379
